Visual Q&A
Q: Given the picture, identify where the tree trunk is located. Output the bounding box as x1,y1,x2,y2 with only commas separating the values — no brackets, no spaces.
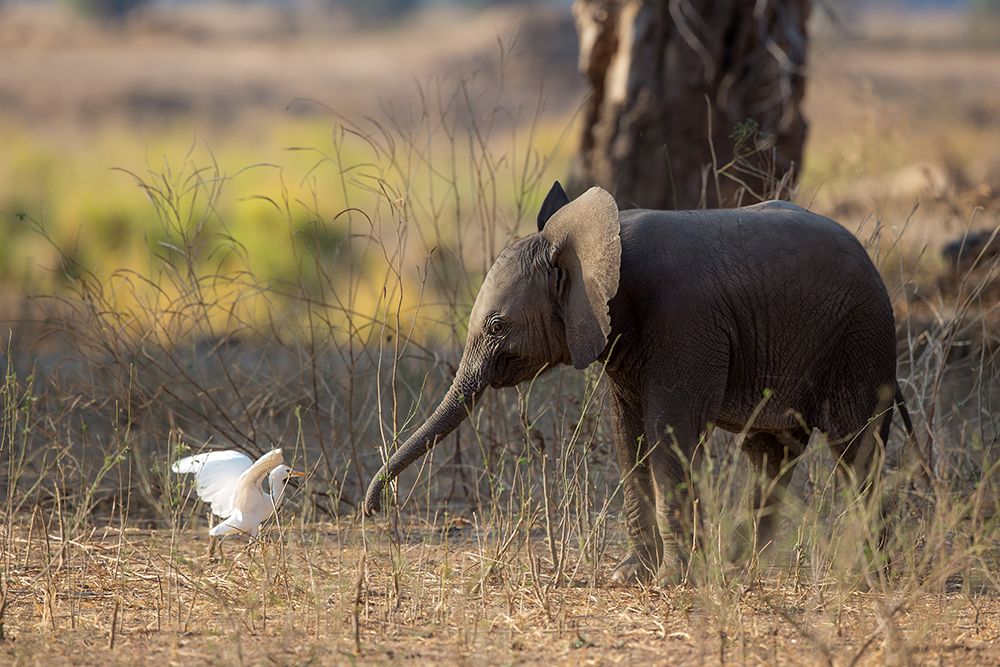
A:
571,0,811,210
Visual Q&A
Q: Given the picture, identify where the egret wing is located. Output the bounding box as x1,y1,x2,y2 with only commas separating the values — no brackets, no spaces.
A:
172,450,253,519
229,449,284,523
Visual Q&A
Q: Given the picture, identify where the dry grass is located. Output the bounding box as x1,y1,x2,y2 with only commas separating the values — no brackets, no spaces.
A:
2,520,999,666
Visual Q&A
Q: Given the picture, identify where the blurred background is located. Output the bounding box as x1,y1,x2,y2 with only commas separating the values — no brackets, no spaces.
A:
1,0,998,514
2,0,998,297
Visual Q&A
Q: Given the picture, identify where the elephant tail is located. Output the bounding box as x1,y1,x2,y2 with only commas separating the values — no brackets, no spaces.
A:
879,381,930,483
892,382,916,446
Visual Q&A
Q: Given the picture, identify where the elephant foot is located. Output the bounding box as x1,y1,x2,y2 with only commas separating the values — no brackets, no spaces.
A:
655,559,686,587
610,551,656,586
654,536,688,586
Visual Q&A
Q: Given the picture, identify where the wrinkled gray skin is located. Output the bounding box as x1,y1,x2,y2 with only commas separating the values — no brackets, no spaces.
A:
364,183,898,585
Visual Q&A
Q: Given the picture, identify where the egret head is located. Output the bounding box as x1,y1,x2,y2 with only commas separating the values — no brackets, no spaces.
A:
268,464,305,502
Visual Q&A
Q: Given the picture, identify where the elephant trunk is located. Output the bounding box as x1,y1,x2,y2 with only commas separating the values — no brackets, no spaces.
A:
363,370,483,516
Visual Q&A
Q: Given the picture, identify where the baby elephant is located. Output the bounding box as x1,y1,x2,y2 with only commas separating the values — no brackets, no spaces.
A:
364,182,910,585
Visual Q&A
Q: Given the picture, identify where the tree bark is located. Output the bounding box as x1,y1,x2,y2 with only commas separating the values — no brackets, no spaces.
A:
571,0,811,210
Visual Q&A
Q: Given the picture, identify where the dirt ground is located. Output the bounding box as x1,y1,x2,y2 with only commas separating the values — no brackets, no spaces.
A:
0,521,997,666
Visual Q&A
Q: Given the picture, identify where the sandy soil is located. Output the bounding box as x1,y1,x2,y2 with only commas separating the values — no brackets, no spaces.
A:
2,523,999,666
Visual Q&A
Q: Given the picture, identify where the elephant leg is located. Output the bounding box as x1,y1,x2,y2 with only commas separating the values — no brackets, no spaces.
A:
825,380,895,507
609,391,661,585
824,411,887,524
644,416,702,586
828,420,889,551
742,430,806,553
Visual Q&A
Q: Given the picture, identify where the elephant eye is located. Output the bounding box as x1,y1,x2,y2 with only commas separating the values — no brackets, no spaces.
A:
486,317,507,336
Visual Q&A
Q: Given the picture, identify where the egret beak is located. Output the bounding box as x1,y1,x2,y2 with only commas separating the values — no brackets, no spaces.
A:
289,470,306,478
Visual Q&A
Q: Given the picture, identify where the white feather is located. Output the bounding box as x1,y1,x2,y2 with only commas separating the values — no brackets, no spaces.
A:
171,450,253,519
229,449,284,523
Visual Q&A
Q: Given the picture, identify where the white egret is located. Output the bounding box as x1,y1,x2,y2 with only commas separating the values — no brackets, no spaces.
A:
172,448,304,537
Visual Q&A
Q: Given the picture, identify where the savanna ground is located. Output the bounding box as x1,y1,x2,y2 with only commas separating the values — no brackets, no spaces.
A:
2,4,1000,665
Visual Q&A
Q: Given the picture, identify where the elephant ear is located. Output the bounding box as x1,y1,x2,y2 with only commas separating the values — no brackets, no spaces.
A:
541,186,621,369
537,181,571,232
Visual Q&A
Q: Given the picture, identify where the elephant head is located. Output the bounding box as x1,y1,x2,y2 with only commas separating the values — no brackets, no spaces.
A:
363,183,622,515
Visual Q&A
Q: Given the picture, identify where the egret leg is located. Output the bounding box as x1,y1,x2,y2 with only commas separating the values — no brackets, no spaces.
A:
206,535,226,562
